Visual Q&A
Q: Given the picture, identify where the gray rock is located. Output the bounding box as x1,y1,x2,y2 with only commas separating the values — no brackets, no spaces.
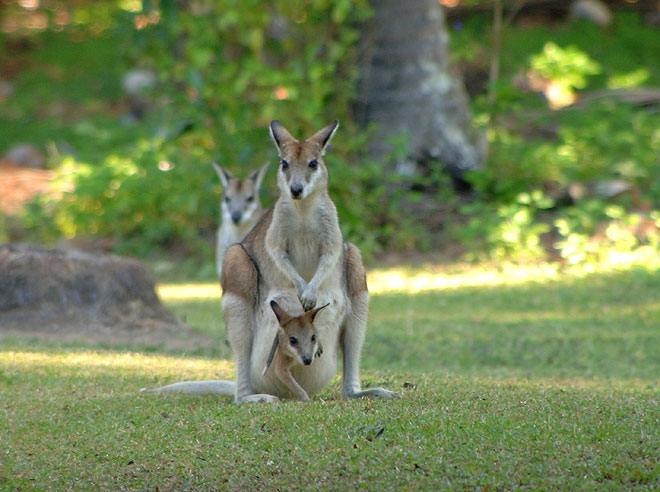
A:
2,144,46,169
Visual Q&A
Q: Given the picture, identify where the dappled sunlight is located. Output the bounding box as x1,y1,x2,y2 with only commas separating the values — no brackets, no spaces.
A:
0,349,234,377
157,262,658,300
157,283,221,301
367,263,562,294
1,347,656,395
156,264,564,301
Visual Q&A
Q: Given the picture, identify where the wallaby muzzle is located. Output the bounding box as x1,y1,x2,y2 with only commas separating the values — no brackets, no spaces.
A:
290,183,303,199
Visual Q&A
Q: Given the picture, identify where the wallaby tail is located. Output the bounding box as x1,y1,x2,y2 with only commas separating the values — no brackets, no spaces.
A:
140,380,236,395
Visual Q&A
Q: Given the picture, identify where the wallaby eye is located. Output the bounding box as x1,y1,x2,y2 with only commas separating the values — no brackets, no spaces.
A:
311,334,316,343
308,159,318,169
289,337,297,345
224,196,230,203
280,159,289,170
247,195,254,202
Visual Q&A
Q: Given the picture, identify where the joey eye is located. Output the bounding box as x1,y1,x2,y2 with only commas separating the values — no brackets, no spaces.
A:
247,195,254,202
289,337,297,345
224,196,230,203
280,159,289,170
311,334,316,343
308,159,318,169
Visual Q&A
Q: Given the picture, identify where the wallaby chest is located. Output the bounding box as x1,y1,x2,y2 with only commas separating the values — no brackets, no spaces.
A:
275,201,336,282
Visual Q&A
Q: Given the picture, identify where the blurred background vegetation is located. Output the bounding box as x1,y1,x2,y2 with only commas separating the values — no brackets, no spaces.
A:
1,0,659,275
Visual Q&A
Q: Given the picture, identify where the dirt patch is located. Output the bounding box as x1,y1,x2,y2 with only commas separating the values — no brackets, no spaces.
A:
0,243,215,351
0,162,56,215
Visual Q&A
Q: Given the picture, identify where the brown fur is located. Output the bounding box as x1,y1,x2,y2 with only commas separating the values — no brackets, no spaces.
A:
144,121,399,402
263,301,328,401
221,244,259,305
343,242,368,297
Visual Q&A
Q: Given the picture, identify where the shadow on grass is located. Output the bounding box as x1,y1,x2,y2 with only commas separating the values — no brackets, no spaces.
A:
367,268,660,380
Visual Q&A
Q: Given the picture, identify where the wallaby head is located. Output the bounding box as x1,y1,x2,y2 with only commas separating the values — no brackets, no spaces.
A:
269,120,339,201
264,300,329,374
213,162,268,225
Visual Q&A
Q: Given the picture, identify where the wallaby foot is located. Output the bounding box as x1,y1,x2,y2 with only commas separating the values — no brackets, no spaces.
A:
238,394,280,403
344,387,401,399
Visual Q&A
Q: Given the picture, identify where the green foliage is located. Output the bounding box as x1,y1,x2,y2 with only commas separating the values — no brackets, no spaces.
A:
554,204,660,266
450,11,660,265
456,190,553,262
5,5,660,264
12,1,433,258
530,41,601,93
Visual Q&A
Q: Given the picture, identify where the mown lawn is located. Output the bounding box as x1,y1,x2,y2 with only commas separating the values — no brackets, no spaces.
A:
1,262,659,491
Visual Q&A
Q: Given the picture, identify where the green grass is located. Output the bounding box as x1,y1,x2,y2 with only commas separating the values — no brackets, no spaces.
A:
1,262,659,490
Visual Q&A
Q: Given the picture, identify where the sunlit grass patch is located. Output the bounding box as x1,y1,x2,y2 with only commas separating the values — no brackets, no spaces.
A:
367,262,562,294
157,283,221,301
0,349,234,385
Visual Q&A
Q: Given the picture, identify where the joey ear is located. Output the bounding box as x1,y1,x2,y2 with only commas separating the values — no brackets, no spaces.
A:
270,300,291,325
269,120,296,153
250,161,269,190
212,162,232,189
262,333,279,376
308,120,339,156
308,302,330,322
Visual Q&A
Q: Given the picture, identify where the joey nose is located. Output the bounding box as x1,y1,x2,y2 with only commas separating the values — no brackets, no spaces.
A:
231,211,241,224
303,356,313,366
290,183,303,199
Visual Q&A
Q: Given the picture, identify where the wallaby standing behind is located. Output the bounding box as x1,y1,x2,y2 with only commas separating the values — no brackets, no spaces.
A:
143,120,399,403
262,300,328,401
213,162,268,278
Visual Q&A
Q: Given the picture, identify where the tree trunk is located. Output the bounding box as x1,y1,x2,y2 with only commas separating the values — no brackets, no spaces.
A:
357,0,485,178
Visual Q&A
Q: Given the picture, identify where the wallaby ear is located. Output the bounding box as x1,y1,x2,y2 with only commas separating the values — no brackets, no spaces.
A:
250,161,269,190
307,302,330,323
262,333,279,376
308,120,339,156
270,300,291,325
212,162,232,189
269,120,296,153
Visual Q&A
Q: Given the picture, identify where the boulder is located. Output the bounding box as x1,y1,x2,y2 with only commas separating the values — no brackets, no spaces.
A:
0,243,213,350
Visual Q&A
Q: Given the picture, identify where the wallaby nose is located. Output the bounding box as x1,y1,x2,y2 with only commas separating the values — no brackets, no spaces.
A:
303,356,313,366
231,211,241,224
290,183,303,199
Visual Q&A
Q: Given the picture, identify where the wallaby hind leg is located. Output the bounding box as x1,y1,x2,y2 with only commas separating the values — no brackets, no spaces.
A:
222,244,279,403
275,360,311,402
341,243,400,399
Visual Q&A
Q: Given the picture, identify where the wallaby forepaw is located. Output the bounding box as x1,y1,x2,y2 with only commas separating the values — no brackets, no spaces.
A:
300,287,317,311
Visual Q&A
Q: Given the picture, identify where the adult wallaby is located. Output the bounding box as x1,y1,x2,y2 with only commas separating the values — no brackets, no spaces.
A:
213,162,268,278
143,120,399,403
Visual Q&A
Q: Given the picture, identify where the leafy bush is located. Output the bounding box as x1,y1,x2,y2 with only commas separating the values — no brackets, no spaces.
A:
447,11,660,266
7,4,660,267
456,190,554,262
16,1,410,258
530,42,601,96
